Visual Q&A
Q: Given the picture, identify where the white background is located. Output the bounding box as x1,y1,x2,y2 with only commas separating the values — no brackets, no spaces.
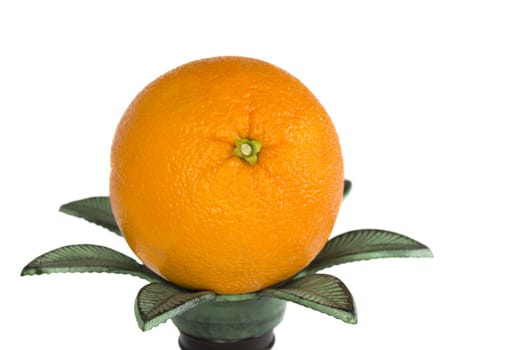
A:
2,1,524,349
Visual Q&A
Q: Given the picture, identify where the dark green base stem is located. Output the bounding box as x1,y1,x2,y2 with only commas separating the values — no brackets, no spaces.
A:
179,331,275,350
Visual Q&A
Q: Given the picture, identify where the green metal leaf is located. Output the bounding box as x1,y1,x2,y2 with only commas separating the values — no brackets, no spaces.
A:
300,229,433,276
343,179,352,199
59,197,122,236
135,282,216,331
262,274,356,323
21,244,161,283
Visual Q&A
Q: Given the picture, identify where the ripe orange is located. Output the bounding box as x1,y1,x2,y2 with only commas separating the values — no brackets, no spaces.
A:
110,56,343,294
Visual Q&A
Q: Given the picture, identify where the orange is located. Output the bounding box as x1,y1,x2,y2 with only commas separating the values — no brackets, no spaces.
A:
109,56,343,294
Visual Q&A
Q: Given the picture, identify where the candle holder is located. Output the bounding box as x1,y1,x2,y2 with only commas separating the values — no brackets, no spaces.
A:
21,180,432,349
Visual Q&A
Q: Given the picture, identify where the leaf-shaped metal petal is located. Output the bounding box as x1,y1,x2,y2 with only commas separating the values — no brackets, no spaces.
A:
59,197,122,236
300,229,433,276
262,274,356,324
343,179,352,199
21,244,161,283
135,282,216,331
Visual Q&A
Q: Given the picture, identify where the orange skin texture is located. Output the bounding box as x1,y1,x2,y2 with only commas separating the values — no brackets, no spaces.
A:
110,56,344,294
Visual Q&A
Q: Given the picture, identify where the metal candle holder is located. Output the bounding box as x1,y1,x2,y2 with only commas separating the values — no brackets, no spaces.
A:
21,180,432,349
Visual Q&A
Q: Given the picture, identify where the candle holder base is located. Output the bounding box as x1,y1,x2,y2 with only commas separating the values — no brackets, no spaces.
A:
179,331,275,350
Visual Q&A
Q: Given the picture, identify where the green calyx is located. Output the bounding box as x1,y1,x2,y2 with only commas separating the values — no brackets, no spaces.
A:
233,138,262,165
